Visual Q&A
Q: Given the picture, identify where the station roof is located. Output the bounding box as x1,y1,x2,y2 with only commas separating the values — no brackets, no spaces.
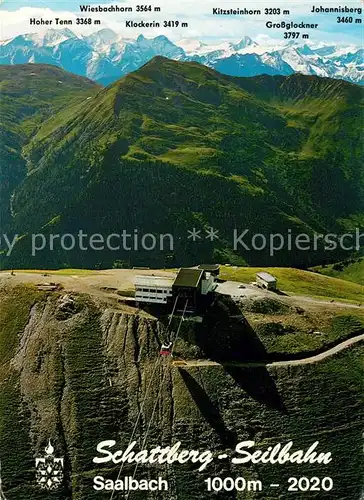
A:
134,275,175,288
256,272,277,283
173,269,204,288
197,264,220,272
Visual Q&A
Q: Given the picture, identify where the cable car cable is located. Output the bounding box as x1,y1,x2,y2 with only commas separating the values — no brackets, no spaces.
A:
109,323,164,500
125,300,189,499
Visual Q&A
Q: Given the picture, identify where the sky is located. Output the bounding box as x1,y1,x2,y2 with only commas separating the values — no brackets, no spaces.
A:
0,0,363,45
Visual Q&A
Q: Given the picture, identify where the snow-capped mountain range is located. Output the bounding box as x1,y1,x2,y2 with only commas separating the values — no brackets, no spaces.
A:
0,28,362,85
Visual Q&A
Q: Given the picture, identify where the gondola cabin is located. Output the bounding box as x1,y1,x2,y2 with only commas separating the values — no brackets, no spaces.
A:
160,342,172,356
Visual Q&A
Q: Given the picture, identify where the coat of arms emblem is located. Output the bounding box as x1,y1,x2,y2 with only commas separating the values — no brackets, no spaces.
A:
35,440,64,490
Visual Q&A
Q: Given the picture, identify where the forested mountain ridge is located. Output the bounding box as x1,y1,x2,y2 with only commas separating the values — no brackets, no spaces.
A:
0,64,100,229
1,58,363,269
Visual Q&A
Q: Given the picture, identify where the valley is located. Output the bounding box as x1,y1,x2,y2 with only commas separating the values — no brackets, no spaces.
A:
1,59,363,270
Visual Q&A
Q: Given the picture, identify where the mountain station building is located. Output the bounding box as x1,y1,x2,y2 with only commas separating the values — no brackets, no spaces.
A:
133,275,175,305
134,266,218,313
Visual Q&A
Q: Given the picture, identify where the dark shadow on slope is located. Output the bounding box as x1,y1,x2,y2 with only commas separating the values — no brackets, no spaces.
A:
195,296,287,413
179,369,238,448
196,296,269,362
224,365,287,413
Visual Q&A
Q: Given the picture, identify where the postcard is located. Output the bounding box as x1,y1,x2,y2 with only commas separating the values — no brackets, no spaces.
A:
0,0,363,498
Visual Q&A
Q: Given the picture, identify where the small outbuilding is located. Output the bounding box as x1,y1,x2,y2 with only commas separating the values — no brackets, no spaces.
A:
256,272,277,290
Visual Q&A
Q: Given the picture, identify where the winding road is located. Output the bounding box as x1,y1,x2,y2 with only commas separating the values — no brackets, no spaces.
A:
173,333,364,369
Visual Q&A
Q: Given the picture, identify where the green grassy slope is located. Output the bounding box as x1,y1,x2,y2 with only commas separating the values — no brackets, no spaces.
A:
172,347,364,499
0,285,51,498
221,266,364,303
1,59,363,269
243,303,364,356
312,258,364,285
0,64,100,227
0,284,363,499
177,293,364,359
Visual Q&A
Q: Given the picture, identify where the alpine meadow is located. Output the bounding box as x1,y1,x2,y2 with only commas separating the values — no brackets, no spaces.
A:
0,57,363,269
